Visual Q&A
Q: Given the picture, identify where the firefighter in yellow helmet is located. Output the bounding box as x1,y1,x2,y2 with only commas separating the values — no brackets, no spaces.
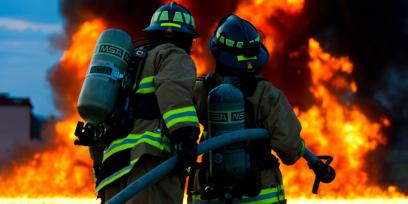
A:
189,14,305,204
75,2,200,203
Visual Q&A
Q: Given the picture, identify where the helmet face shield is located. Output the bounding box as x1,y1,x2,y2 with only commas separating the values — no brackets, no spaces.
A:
144,2,199,38
210,15,269,73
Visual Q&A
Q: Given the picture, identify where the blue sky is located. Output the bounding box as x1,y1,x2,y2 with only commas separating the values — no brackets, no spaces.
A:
0,0,63,116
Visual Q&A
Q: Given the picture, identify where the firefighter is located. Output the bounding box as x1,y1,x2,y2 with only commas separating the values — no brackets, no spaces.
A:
190,14,305,203
75,2,200,203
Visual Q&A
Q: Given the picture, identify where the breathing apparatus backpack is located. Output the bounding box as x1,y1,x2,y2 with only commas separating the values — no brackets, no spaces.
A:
193,73,280,202
206,83,251,201
77,29,134,124
75,29,148,145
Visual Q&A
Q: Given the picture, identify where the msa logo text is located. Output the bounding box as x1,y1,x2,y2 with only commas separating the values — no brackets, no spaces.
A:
99,44,123,58
231,111,245,121
210,112,228,122
210,111,245,122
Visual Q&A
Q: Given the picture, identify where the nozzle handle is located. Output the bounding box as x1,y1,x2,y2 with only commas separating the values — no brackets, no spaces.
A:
302,148,336,194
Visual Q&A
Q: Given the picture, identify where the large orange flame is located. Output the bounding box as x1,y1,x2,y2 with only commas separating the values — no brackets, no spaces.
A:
282,39,404,198
235,0,305,57
1,0,407,202
232,0,406,198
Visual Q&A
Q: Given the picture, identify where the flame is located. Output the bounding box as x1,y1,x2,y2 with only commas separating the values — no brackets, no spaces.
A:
232,0,406,199
0,19,105,198
192,38,209,76
280,39,405,198
1,0,407,202
236,0,305,55
0,117,93,197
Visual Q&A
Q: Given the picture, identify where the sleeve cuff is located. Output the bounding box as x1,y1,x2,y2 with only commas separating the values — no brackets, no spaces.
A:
163,106,199,131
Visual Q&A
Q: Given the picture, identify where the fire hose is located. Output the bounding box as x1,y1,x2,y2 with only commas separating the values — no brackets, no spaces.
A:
105,128,335,204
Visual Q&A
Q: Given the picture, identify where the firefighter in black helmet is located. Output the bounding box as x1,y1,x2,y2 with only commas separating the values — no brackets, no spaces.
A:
209,14,268,74
190,14,305,203
84,2,201,203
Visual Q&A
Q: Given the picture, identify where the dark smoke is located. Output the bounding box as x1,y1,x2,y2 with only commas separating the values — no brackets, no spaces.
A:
59,0,162,39
50,0,408,193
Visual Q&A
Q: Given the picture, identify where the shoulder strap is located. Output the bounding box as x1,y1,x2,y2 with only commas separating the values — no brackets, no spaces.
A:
129,45,148,93
118,45,148,120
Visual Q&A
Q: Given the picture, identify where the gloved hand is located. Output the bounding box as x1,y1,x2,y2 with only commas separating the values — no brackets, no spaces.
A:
74,121,100,146
171,126,200,173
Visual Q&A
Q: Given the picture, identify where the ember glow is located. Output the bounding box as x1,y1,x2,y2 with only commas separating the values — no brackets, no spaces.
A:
0,0,407,203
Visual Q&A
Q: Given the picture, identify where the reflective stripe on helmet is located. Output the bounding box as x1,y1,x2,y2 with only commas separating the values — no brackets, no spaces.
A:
151,11,161,23
161,22,182,28
191,16,196,27
216,31,260,49
173,11,183,22
163,106,199,129
237,55,258,61
183,13,191,24
218,36,225,44
226,38,235,47
150,11,196,28
249,36,261,44
144,2,199,37
159,11,169,21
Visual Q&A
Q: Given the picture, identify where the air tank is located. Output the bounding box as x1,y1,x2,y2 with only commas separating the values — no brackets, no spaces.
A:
77,29,133,124
207,83,248,186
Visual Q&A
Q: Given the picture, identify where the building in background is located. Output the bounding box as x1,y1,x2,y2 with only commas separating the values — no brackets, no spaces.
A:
0,94,33,167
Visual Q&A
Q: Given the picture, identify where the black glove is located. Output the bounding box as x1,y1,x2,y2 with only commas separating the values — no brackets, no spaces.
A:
171,126,200,173
74,121,100,146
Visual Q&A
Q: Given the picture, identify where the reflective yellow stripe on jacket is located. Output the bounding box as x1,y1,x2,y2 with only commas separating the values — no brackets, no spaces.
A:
135,76,155,94
241,185,285,203
102,131,171,162
96,131,171,192
96,158,139,192
191,185,285,204
163,106,199,129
